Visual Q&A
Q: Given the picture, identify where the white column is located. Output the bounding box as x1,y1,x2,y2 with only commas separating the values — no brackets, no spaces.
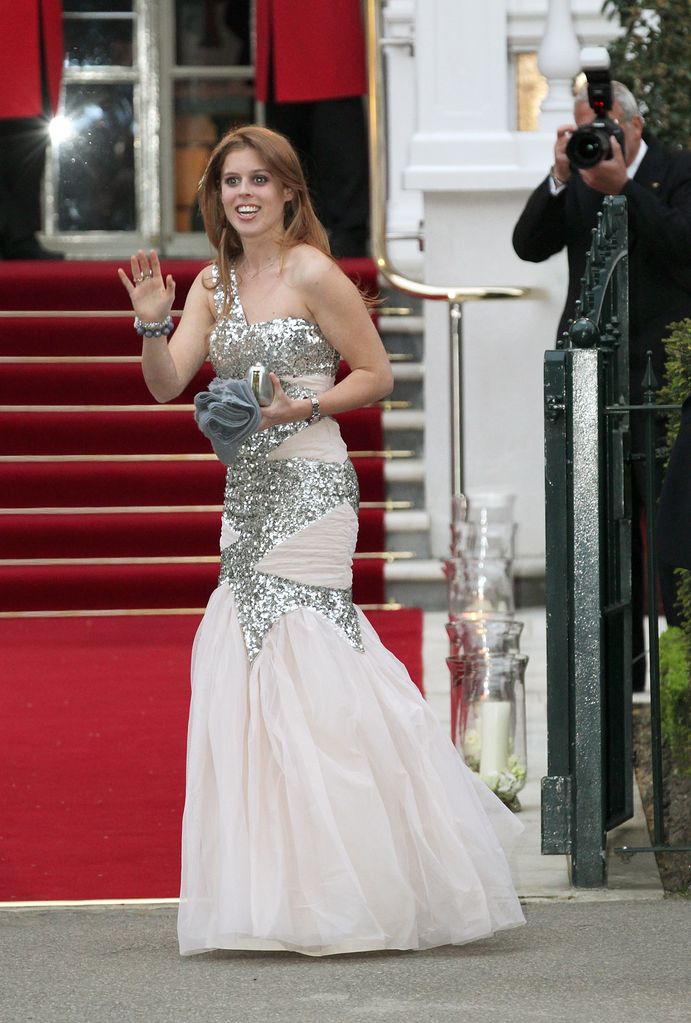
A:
382,0,423,276
538,0,581,132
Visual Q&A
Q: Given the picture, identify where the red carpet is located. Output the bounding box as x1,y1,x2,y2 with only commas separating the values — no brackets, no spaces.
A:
0,609,423,902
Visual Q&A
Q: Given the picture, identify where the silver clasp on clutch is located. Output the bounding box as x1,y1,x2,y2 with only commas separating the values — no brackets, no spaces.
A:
246,364,275,406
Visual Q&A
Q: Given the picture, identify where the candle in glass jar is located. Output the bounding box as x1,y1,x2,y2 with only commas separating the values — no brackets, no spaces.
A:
479,700,511,777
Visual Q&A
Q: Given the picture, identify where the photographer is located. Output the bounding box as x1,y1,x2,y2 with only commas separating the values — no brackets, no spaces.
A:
513,79,691,688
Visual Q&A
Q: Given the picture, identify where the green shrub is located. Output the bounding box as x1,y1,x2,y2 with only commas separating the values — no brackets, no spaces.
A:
658,627,691,776
656,318,691,776
658,320,691,646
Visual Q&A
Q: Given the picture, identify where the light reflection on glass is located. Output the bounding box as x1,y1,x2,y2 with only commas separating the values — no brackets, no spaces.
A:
56,84,136,232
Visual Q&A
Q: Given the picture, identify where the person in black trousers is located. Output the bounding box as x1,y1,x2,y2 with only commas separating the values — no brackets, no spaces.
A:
512,81,691,689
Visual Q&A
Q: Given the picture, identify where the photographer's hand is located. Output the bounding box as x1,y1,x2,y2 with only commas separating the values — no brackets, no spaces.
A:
580,137,628,195
552,124,576,185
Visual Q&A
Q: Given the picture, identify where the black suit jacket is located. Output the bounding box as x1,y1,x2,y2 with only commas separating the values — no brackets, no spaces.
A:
512,136,691,402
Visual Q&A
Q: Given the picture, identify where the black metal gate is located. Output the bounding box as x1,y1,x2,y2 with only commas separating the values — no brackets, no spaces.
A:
542,196,633,886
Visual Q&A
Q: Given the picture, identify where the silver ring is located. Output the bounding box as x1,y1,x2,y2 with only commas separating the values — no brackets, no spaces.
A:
134,274,144,284
145,269,154,278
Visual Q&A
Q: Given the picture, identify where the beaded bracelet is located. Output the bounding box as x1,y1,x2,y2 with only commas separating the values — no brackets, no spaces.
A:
134,315,174,338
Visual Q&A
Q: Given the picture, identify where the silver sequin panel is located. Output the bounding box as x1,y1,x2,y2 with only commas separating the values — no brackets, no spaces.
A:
220,450,362,663
208,264,362,662
209,264,340,380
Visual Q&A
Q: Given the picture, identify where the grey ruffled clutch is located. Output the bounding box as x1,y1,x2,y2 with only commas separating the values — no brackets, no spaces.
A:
193,377,262,465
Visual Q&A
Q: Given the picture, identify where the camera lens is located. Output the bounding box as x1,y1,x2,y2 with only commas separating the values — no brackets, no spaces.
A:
566,126,612,169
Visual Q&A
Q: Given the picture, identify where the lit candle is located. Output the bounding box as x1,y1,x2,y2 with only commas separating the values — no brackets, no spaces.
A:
479,700,511,777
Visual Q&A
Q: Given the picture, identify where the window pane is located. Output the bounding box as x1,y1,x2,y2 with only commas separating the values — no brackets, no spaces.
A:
174,78,253,232
175,0,251,68
56,84,136,232
64,18,134,67
63,1,132,11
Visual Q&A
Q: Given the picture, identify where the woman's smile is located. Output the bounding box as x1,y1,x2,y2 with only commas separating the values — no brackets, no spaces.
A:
220,146,291,235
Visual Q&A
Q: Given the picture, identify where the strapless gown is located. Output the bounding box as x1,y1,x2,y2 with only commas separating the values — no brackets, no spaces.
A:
177,267,525,956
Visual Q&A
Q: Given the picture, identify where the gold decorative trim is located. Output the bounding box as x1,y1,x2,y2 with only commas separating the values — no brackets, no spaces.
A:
0,552,416,567
0,898,180,909
348,450,416,459
1,405,195,413
3,405,413,415
0,451,414,463
0,356,142,364
0,309,184,318
0,505,224,515
0,500,411,514
0,601,405,619
0,454,217,462
1,556,219,566
0,353,399,365
0,608,207,618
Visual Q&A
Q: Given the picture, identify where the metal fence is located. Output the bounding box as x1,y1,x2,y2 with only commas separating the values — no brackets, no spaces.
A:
541,195,688,886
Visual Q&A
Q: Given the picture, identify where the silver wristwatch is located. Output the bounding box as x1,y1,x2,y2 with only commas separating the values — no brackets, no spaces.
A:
306,393,321,424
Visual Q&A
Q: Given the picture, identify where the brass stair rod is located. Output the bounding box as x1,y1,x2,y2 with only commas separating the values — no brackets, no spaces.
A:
364,0,530,495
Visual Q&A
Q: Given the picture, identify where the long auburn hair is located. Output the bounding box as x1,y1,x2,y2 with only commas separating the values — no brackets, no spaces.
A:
198,125,331,311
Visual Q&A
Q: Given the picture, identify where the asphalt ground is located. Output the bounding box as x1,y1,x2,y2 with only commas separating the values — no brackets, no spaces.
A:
1,899,689,1023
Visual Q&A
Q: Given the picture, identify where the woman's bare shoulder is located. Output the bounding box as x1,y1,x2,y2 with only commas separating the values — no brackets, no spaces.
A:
283,244,338,287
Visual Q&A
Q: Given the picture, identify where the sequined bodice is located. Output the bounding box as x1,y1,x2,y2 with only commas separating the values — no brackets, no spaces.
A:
209,265,340,380
208,263,362,664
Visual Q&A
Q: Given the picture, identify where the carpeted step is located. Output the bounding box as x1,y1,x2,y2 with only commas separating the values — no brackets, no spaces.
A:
0,317,143,356
0,361,214,405
0,456,385,507
0,557,385,612
0,508,385,558
0,258,378,311
0,407,383,455
0,359,351,404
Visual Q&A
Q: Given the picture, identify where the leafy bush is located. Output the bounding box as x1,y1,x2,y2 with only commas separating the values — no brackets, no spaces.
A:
658,627,691,776
604,1,691,148
657,318,691,775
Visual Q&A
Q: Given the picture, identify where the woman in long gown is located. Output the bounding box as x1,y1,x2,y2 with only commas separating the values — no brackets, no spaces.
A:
119,125,525,956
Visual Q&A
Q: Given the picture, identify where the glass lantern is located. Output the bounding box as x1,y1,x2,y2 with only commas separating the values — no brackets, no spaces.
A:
444,556,515,615
446,612,523,658
448,652,528,810
451,518,516,560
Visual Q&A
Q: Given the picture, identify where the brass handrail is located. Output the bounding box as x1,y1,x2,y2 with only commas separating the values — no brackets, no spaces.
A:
364,0,531,493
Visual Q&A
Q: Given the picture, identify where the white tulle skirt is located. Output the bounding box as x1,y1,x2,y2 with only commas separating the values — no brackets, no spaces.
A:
177,585,525,956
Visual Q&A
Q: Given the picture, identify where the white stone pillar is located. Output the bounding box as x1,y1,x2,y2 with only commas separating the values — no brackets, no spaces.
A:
538,0,581,131
381,0,423,276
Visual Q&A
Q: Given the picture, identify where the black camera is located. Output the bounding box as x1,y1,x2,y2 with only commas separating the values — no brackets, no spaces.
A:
566,62,625,170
